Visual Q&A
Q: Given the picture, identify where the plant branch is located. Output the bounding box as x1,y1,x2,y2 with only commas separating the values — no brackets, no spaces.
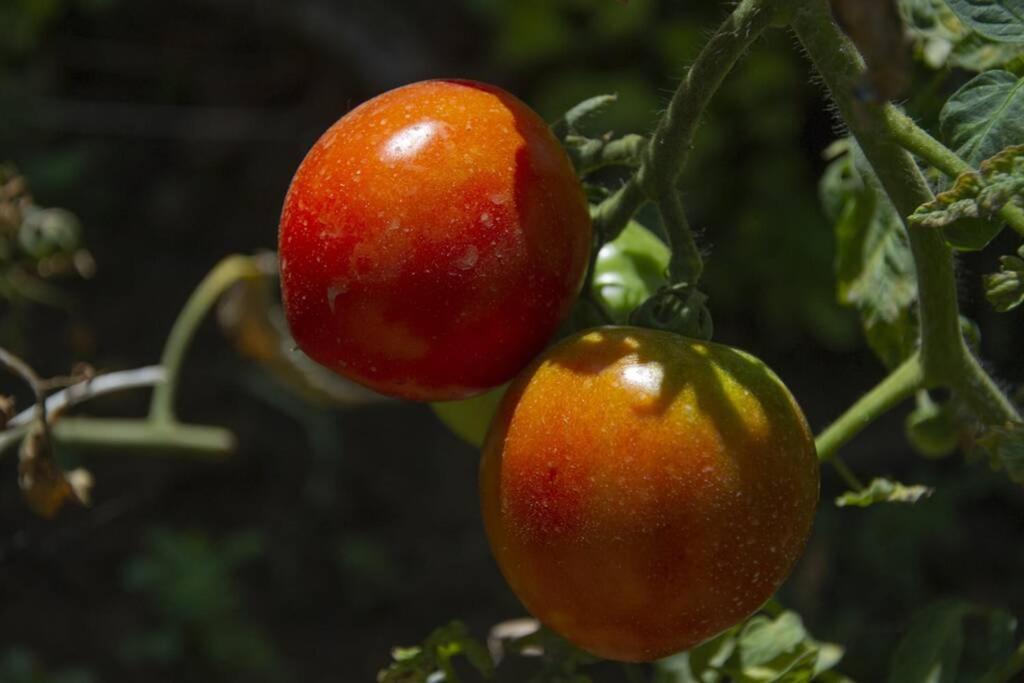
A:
590,0,776,250
149,254,268,423
0,346,51,443
638,0,775,197
882,106,1024,238
815,354,924,461
50,418,234,459
0,366,166,455
792,1,1019,427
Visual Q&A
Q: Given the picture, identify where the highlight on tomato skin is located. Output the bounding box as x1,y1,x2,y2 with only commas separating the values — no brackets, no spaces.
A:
278,79,592,402
480,326,820,662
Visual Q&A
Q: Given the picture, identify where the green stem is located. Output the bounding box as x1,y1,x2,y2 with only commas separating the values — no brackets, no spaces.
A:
639,0,775,196
792,1,1019,426
52,418,235,459
882,107,1024,238
830,456,865,491
590,0,776,249
148,254,265,423
815,354,924,461
658,190,702,285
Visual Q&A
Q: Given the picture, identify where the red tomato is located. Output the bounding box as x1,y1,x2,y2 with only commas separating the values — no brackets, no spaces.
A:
481,327,819,661
278,80,591,400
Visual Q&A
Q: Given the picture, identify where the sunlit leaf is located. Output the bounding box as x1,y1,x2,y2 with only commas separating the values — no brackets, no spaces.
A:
940,71,1024,167
836,478,934,507
945,0,1024,43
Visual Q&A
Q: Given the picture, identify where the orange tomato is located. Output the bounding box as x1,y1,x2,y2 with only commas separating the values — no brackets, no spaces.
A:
279,80,591,401
480,327,819,661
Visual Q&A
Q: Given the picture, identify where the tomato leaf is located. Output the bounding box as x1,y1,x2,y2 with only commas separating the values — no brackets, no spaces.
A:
887,600,972,683
737,613,807,669
945,0,1024,43
836,478,934,507
983,245,1024,312
821,142,919,368
900,0,1024,71
377,621,493,683
975,421,1024,483
909,144,1024,250
654,609,847,683
940,71,1024,167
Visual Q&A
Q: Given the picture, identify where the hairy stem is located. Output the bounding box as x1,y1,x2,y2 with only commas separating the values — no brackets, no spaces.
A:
882,106,1024,238
815,354,924,461
639,0,774,196
792,1,1019,426
658,190,702,284
149,255,266,423
590,0,776,253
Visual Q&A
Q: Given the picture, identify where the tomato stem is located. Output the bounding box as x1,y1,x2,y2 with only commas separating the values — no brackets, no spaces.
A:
148,254,267,424
793,2,1020,427
881,106,1024,238
815,353,923,462
590,0,777,266
50,417,235,459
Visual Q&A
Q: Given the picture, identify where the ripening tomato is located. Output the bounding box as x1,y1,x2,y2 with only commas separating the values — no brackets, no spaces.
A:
279,80,591,401
480,327,819,662
432,221,668,447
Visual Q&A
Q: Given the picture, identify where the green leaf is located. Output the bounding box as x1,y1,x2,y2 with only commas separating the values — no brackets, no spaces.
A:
940,71,1024,167
945,0,1024,43
975,421,1024,483
738,614,807,670
836,478,934,507
378,621,493,683
909,144,1024,250
887,600,972,683
984,245,1024,312
821,143,919,368
900,0,1024,71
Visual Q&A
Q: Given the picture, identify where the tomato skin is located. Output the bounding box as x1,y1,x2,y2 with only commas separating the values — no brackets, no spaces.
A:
480,327,819,662
433,222,668,445
279,80,591,401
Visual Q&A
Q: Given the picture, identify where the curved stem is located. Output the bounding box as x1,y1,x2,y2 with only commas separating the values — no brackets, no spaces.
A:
658,190,702,285
792,2,1019,427
589,0,776,249
639,0,775,196
882,107,1024,238
0,366,166,455
148,255,266,424
0,346,49,436
815,354,924,461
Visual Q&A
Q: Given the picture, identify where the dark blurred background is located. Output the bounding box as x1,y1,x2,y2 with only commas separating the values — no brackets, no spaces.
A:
1,0,1022,681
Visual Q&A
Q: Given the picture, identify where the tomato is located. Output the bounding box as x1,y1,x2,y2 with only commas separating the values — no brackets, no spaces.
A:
431,221,668,445
480,327,819,662
279,80,592,401
592,220,669,324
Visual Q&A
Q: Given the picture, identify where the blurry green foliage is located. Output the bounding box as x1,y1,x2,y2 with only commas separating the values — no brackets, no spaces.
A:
0,648,95,683
121,528,287,681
